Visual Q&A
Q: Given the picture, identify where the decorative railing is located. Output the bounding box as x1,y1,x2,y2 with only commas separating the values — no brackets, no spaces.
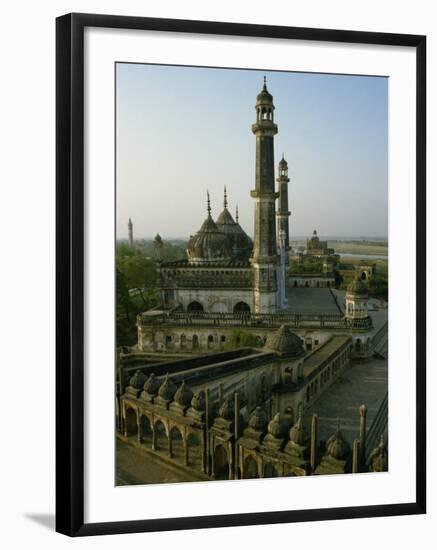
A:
138,310,372,330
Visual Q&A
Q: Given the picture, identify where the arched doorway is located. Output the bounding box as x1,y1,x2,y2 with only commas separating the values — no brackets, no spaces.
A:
187,432,202,469
169,426,184,461
233,301,250,314
243,456,259,479
187,301,204,313
180,334,187,349
125,407,137,437
192,334,199,349
140,414,152,445
207,334,214,349
361,271,367,281
264,463,279,478
355,339,362,353
154,420,167,452
213,445,229,480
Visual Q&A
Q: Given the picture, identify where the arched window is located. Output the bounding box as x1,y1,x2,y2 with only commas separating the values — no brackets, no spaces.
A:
361,271,367,280
187,301,204,313
180,334,187,349
169,426,184,461
207,334,214,349
154,420,167,452
214,445,229,480
233,301,250,314
355,339,362,353
264,463,279,478
125,408,137,437
192,334,199,349
187,432,201,469
243,456,259,479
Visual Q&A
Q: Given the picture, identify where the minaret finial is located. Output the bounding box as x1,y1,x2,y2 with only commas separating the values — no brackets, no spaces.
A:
263,75,267,89
235,204,239,223
207,190,211,216
224,185,228,209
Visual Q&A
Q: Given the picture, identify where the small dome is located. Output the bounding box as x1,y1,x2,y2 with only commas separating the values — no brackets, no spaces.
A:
279,155,288,168
289,416,309,446
347,276,368,298
368,435,388,472
129,370,147,389
216,208,253,260
256,78,273,104
326,423,350,460
248,406,268,432
219,398,234,420
266,325,305,357
267,412,288,439
190,390,205,411
174,380,193,407
154,233,162,243
143,372,160,395
158,373,177,401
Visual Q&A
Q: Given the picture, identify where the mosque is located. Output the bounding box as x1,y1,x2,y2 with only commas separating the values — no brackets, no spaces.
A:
135,78,374,357
116,79,388,484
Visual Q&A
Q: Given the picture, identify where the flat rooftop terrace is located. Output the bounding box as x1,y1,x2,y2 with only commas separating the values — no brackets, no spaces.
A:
283,288,342,315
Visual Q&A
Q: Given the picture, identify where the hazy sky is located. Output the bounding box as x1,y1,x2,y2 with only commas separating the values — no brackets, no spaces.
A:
116,63,388,240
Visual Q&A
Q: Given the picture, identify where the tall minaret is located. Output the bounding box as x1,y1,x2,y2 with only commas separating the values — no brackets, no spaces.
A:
276,155,291,253
250,77,279,313
128,218,134,248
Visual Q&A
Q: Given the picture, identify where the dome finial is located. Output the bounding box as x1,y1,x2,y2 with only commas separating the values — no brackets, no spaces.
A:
207,190,211,216
235,204,239,223
224,185,228,209
263,75,267,90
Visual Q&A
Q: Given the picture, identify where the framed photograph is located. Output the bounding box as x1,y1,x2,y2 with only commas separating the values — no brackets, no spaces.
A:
56,13,426,536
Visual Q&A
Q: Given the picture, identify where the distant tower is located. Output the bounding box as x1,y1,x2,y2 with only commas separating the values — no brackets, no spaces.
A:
251,77,279,314
154,233,163,262
276,154,291,252
128,218,134,248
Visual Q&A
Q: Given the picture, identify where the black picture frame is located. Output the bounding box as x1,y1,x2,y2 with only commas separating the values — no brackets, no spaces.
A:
56,12,426,537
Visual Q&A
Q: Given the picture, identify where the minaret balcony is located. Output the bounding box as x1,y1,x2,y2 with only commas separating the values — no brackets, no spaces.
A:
250,190,279,199
251,121,278,135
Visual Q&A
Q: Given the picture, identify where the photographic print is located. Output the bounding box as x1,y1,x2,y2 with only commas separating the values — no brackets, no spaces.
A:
115,63,389,485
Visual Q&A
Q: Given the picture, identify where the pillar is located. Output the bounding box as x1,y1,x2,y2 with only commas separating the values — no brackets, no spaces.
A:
352,439,361,473
310,414,318,471
359,404,367,466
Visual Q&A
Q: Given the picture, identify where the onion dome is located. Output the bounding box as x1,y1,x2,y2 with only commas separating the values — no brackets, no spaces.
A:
129,370,147,390
368,435,388,472
347,275,368,298
219,398,234,420
154,233,163,245
174,380,193,407
248,406,268,432
143,372,160,395
279,154,288,169
190,390,205,411
186,192,233,264
289,415,309,447
256,76,273,104
266,325,305,357
326,421,351,460
267,412,288,439
215,189,253,260
158,373,177,401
